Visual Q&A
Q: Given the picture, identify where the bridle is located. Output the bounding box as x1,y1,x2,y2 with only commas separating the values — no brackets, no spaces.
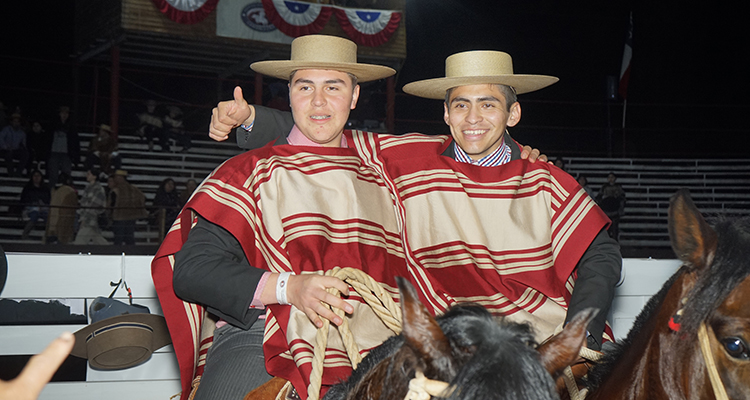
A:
698,322,730,400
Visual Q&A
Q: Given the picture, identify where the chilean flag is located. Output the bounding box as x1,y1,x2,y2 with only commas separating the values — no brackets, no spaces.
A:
150,0,219,24
261,0,333,37
619,12,633,99
334,8,402,47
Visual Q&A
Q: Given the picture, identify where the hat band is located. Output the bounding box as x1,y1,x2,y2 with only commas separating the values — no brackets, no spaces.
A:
86,322,153,343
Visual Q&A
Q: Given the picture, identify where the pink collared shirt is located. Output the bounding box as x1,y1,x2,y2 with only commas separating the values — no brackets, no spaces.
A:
236,125,349,324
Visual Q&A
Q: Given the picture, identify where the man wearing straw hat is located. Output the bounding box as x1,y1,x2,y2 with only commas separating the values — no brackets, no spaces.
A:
153,35,416,400
213,50,621,352
396,50,621,351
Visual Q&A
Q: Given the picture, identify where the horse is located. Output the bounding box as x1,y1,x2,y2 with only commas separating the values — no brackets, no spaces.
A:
321,276,596,400
585,189,750,399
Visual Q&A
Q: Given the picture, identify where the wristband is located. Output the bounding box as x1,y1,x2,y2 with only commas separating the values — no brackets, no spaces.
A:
276,272,293,305
240,121,254,132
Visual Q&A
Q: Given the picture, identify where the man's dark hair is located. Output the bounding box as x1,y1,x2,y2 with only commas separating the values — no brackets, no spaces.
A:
445,84,517,111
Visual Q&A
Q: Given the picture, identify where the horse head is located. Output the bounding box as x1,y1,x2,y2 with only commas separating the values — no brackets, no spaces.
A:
324,277,593,400
669,189,750,399
588,189,750,399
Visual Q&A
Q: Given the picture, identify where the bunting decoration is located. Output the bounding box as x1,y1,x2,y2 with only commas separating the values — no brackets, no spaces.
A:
217,0,293,45
334,8,401,47
151,0,219,24
261,0,333,37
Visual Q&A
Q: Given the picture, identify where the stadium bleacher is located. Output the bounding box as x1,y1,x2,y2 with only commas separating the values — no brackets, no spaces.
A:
562,158,750,250
2,133,749,255
0,129,243,247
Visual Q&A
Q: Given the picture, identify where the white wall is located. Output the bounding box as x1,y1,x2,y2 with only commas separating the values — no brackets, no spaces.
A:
1,253,683,399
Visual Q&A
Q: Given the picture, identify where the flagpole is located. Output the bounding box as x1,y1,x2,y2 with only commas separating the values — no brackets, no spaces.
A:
622,98,627,156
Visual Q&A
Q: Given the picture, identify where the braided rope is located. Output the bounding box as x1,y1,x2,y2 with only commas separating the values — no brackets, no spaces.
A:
561,346,602,400
306,267,403,400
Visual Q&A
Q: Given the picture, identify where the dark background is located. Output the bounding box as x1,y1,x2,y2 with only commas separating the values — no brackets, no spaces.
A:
2,0,748,158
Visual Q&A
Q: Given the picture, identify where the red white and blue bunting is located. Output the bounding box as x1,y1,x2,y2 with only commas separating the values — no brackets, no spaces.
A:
261,0,333,37
333,8,401,47
260,0,402,47
151,0,219,24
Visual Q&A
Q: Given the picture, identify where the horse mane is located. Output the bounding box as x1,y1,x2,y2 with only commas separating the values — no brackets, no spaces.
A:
443,313,558,400
585,266,682,387
323,303,559,400
678,217,750,334
587,216,750,389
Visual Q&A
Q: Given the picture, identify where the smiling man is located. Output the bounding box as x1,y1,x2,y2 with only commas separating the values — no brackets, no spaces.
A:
153,35,407,400
394,50,621,352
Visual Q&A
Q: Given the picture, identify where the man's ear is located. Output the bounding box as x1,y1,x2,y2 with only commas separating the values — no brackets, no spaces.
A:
507,102,521,127
443,102,450,126
350,84,361,110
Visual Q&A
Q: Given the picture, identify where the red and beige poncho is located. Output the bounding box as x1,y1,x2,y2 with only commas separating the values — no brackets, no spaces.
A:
152,130,610,400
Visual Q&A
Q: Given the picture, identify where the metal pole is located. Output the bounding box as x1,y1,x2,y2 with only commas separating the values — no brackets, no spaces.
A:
622,98,627,156
386,76,395,134
110,46,121,140
92,66,100,130
254,73,263,105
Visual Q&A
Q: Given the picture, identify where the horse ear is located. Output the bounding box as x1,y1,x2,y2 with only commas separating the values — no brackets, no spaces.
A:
537,308,597,376
396,277,455,377
668,189,717,270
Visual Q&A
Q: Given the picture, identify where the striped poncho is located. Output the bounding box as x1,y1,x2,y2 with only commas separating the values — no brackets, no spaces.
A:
152,130,610,400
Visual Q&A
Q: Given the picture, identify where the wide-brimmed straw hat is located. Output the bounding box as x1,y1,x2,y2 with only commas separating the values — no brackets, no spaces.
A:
71,298,171,370
251,35,395,82
402,51,559,100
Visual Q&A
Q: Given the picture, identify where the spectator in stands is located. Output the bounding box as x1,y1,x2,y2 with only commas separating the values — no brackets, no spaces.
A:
596,172,626,241
108,169,148,245
47,106,81,187
137,100,170,152
85,124,121,174
46,173,78,244
19,170,51,240
151,178,181,230
27,121,50,173
179,178,198,206
553,156,566,171
100,175,116,232
1,113,30,176
73,168,109,245
577,174,595,198
164,106,191,152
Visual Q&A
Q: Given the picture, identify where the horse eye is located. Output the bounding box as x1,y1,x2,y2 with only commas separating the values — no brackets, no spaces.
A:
720,337,749,360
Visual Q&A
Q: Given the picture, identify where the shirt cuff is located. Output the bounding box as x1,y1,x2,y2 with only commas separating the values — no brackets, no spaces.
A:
240,121,254,132
250,271,271,309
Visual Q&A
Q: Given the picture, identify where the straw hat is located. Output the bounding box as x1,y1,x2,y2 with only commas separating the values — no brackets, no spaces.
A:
99,124,112,133
251,35,395,82
402,51,559,100
71,298,171,370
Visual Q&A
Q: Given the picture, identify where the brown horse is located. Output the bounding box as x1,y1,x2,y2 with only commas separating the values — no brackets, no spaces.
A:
585,189,750,399
319,276,595,400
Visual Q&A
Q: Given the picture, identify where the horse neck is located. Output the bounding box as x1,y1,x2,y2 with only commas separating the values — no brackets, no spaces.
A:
588,270,702,400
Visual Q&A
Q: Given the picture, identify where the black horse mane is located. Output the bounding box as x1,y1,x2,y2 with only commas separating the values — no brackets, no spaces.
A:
323,303,559,400
587,216,750,388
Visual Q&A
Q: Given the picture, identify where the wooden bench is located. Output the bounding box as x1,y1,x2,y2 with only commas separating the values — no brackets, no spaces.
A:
1,253,181,400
